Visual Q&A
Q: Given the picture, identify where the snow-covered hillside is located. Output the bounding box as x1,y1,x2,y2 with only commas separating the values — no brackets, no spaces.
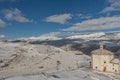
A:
0,42,90,79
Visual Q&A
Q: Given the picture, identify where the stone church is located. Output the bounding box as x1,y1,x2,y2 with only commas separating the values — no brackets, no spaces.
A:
91,44,120,74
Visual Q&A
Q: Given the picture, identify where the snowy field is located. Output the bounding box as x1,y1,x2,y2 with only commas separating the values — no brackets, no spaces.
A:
4,69,120,80
0,42,120,80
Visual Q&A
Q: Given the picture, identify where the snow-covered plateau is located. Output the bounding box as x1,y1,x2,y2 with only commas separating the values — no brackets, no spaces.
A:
0,32,120,80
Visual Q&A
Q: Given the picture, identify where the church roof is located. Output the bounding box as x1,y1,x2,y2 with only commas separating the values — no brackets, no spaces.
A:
91,49,114,55
91,44,114,55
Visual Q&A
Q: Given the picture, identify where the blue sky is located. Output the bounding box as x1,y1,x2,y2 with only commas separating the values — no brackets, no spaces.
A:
0,0,120,39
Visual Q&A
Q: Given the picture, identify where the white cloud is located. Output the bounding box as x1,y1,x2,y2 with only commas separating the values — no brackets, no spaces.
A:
77,14,91,19
101,0,120,13
44,14,72,24
41,32,61,36
0,35,5,38
2,8,31,23
63,16,120,31
0,19,6,27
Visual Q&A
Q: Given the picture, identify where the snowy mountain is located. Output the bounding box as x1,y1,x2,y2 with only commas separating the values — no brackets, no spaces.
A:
17,32,120,42
6,32,120,55
67,32,105,39
66,32,120,41
19,35,62,41
1,32,120,80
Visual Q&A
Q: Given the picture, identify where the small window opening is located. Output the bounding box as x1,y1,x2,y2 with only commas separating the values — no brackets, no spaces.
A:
104,61,106,64
95,66,98,69
103,67,106,72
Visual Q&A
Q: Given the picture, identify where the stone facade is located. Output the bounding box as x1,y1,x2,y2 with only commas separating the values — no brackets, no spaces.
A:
91,44,120,74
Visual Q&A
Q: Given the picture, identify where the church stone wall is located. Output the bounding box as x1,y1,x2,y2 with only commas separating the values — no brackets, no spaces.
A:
92,54,120,74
